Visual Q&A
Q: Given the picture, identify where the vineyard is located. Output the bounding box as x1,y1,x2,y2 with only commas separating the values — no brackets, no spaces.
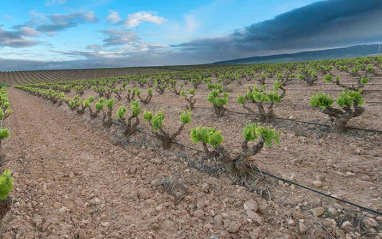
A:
0,56,381,238
0,65,227,86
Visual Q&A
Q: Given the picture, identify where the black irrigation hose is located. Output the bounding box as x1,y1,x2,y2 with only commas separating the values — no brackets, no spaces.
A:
273,116,331,127
192,94,381,103
295,100,382,105
150,101,382,134
253,169,382,216
190,95,382,104
241,111,382,134
273,116,382,133
347,126,382,133
134,127,382,216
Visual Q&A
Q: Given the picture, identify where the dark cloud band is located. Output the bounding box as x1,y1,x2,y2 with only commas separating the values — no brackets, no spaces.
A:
175,0,382,58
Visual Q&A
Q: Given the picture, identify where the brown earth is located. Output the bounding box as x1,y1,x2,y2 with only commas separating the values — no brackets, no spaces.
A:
1,71,382,238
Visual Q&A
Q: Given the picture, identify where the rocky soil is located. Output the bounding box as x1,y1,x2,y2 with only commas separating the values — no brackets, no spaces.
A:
0,71,382,239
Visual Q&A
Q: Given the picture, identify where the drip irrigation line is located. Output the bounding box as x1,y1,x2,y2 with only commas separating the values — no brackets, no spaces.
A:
191,94,382,103
159,136,382,216
273,116,331,127
134,126,382,216
172,141,205,153
149,101,382,134
255,169,382,216
293,100,382,105
197,95,382,105
347,126,382,133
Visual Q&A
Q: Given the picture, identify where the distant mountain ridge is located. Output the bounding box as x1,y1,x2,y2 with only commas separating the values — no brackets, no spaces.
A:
213,44,382,65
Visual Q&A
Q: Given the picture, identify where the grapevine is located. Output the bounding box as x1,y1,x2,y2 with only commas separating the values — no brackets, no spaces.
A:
310,90,365,132
117,100,141,137
191,122,280,181
144,110,192,149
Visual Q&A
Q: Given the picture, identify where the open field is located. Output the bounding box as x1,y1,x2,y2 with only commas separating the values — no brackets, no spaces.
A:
1,57,382,238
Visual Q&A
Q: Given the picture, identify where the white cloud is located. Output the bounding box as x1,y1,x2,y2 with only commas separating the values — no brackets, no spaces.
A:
183,15,200,33
53,49,129,59
132,43,169,51
87,51,127,59
106,10,121,23
45,0,66,6
123,12,166,28
148,43,169,49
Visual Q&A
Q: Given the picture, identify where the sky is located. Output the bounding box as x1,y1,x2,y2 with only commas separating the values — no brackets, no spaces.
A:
0,0,381,71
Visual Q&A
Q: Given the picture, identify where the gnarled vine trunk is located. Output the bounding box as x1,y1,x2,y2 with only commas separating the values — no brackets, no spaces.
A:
89,108,99,119
125,92,136,102
322,105,365,132
152,124,185,149
138,94,152,105
119,115,139,137
213,105,227,118
185,95,196,110
102,109,113,127
156,87,165,95
202,138,265,180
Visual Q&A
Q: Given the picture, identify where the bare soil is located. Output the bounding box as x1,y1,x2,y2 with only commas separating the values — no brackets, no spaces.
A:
0,71,382,238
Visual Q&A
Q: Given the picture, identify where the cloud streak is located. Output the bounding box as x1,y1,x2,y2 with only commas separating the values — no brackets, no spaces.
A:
36,12,98,33
0,28,42,48
123,12,166,28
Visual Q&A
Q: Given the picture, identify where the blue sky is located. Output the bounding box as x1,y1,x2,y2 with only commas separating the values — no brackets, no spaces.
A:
0,0,381,70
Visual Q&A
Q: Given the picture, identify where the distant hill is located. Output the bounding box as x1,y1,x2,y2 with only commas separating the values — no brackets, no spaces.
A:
213,44,382,64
